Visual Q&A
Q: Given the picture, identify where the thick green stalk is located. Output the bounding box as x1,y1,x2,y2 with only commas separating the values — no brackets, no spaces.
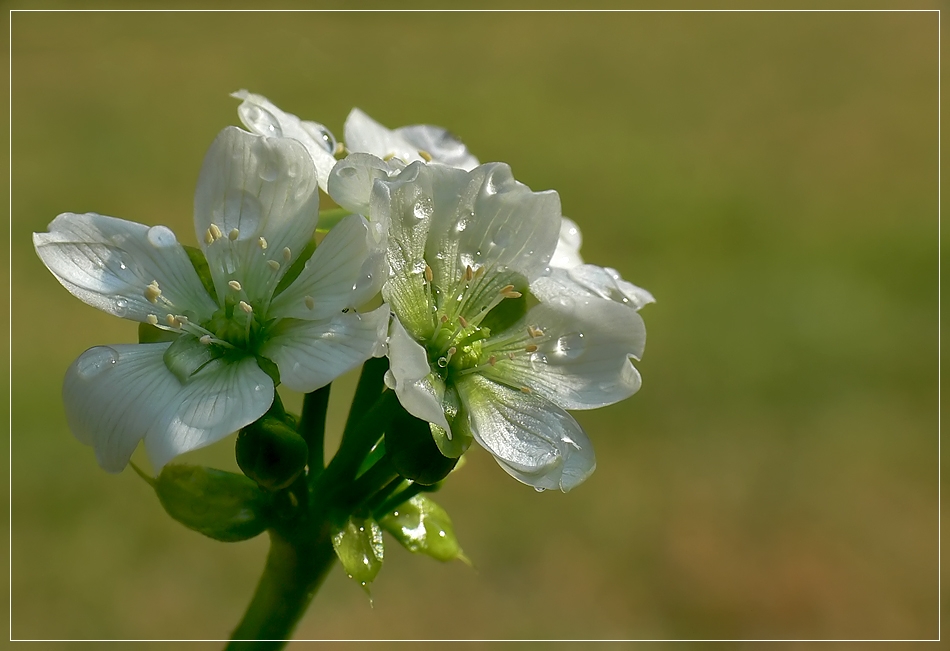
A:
226,527,335,650
299,384,331,471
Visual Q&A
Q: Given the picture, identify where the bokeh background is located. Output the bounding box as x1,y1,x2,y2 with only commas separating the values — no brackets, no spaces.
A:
8,4,942,643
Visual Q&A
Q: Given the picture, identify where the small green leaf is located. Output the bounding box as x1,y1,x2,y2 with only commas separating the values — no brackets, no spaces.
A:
331,516,384,589
379,494,466,563
183,244,218,303
154,464,270,542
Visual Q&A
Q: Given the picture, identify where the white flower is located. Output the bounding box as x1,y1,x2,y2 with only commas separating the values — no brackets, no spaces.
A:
232,91,479,191
34,127,388,472
328,157,646,491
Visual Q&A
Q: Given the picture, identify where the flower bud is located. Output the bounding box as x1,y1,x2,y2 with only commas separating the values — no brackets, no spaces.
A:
236,415,308,491
384,407,458,485
154,464,270,542
331,516,384,589
379,494,465,563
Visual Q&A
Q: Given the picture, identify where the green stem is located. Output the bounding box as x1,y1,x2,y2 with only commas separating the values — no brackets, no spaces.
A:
342,356,389,440
226,527,336,650
299,384,331,471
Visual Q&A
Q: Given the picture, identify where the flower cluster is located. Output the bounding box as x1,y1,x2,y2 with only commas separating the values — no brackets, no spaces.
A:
34,91,652,492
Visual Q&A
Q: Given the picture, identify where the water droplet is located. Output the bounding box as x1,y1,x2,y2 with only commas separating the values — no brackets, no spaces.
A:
301,120,337,154
412,197,433,221
552,333,586,361
119,262,127,270
259,162,278,182
534,486,546,493
489,225,511,247
437,356,448,368
113,298,128,317
337,165,357,178
239,103,282,137
146,225,177,248
75,346,119,379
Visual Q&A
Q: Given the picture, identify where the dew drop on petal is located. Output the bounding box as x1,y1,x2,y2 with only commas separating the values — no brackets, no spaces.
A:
240,104,283,137
552,333,586,361
146,225,177,248
301,121,337,154
113,298,128,317
412,197,433,221
337,165,357,178
75,346,119,379
534,486,546,493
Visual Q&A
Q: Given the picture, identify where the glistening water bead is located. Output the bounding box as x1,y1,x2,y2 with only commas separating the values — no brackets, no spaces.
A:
75,346,119,379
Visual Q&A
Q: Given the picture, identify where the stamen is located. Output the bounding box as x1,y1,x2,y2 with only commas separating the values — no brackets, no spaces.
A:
209,223,223,240
383,153,395,162
418,149,433,162
447,346,457,357
199,335,213,345
177,315,189,326
239,301,253,314
520,386,532,394
229,228,240,241
525,344,539,353
282,247,292,262
464,265,474,281
304,296,315,310
424,264,433,283
334,142,345,156
489,355,497,366
440,315,449,324
528,326,544,338
499,285,522,299
458,315,469,329
204,229,215,245
165,314,179,328
144,281,162,304
228,280,242,291
258,237,268,249
267,260,281,271
508,352,515,360
146,314,158,326
474,266,486,279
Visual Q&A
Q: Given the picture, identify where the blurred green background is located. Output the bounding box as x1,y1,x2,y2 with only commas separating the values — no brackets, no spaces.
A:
9,5,941,643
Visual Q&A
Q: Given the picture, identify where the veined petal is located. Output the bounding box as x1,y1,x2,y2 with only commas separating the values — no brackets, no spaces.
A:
232,90,339,191
385,317,451,434
456,374,595,492
531,265,655,311
194,126,320,304
260,305,390,393
33,212,217,324
549,217,584,269
394,124,480,171
268,214,385,321
345,108,431,165
481,296,646,410
63,343,273,472
327,153,404,219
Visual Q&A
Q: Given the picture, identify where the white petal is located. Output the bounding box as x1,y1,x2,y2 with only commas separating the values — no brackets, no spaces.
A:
260,305,390,393
385,317,451,433
327,153,404,218
33,213,217,324
549,217,584,269
482,296,646,410
456,374,595,492
269,214,384,321
194,126,320,304
531,264,655,311
63,343,274,472
232,90,338,191
394,124,480,171
345,108,429,165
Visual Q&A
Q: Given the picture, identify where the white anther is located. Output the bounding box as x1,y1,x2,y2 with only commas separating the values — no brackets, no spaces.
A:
229,228,240,241
520,386,532,394
258,237,268,250
165,314,179,327
282,247,292,262
209,223,223,240
228,280,242,291
239,301,253,314
204,229,215,245
304,296,315,310
528,326,544,338
146,314,158,326
177,315,189,326
267,260,281,271
418,149,433,162
144,281,162,304
199,335,213,345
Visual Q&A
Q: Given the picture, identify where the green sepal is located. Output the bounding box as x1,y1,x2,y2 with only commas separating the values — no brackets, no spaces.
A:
163,334,225,384
154,464,270,542
315,207,352,233
272,234,317,297
355,438,386,478
183,244,218,303
379,494,465,563
385,407,458,485
236,415,309,491
331,516,384,589
138,322,180,344
255,355,282,387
